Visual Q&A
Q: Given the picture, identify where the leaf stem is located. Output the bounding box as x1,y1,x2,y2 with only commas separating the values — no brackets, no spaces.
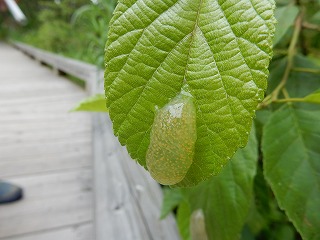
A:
292,67,320,74
260,12,303,110
302,22,320,32
282,88,290,99
274,98,305,103
273,49,288,55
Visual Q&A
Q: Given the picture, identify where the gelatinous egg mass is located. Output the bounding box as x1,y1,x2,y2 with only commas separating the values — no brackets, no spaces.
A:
146,92,197,185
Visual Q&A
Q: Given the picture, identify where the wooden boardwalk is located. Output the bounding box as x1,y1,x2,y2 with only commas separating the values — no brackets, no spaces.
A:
0,43,93,240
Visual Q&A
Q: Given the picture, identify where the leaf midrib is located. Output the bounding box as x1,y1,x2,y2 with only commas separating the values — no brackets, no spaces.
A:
114,0,205,138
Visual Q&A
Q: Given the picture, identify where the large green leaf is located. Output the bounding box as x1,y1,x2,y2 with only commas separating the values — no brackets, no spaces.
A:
105,0,275,186
182,128,258,240
262,105,320,240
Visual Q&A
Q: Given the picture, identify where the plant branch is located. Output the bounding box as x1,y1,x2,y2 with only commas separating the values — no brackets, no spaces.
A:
274,98,305,103
271,13,303,101
302,22,320,32
292,67,320,74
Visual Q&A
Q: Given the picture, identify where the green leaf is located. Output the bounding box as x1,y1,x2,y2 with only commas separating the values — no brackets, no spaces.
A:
246,167,270,234
271,225,296,240
288,55,320,99
177,201,191,240
71,94,108,112
160,188,184,219
304,89,320,104
240,225,255,240
273,5,299,46
262,105,320,240
105,0,275,186
182,128,258,240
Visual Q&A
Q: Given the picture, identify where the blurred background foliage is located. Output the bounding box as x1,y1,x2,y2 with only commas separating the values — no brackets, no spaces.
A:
0,0,116,67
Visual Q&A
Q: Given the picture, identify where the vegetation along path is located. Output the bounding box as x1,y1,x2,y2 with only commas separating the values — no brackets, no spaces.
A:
0,42,93,240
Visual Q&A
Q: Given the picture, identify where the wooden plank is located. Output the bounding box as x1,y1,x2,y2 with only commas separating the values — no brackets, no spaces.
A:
0,131,90,146
0,78,83,89
0,120,90,133
0,103,84,115
0,223,93,240
0,92,86,107
0,149,91,178
5,169,92,199
0,192,93,238
0,138,90,157
0,88,85,99
0,113,90,124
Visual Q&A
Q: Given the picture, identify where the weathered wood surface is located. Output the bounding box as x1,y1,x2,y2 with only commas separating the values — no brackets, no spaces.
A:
8,42,181,240
0,42,93,240
3,224,93,240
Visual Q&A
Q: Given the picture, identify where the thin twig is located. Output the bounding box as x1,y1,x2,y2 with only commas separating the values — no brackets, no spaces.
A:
292,67,320,74
302,22,320,32
259,12,303,109
274,98,305,103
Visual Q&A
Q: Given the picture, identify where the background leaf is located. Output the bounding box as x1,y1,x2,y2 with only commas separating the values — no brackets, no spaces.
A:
177,201,192,240
273,5,299,46
72,94,108,112
160,188,184,219
304,89,320,104
105,0,275,186
262,105,320,240
181,127,258,240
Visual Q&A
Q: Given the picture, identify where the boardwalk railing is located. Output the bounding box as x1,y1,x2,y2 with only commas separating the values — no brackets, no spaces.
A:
12,42,180,240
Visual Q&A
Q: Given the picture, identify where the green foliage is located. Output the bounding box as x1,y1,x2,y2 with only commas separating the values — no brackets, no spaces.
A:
10,0,116,66
17,0,88,58
104,0,275,187
160,188,184,219
177,201,192,240
71,94,108,112
71,0,116,66
263,105,320,240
